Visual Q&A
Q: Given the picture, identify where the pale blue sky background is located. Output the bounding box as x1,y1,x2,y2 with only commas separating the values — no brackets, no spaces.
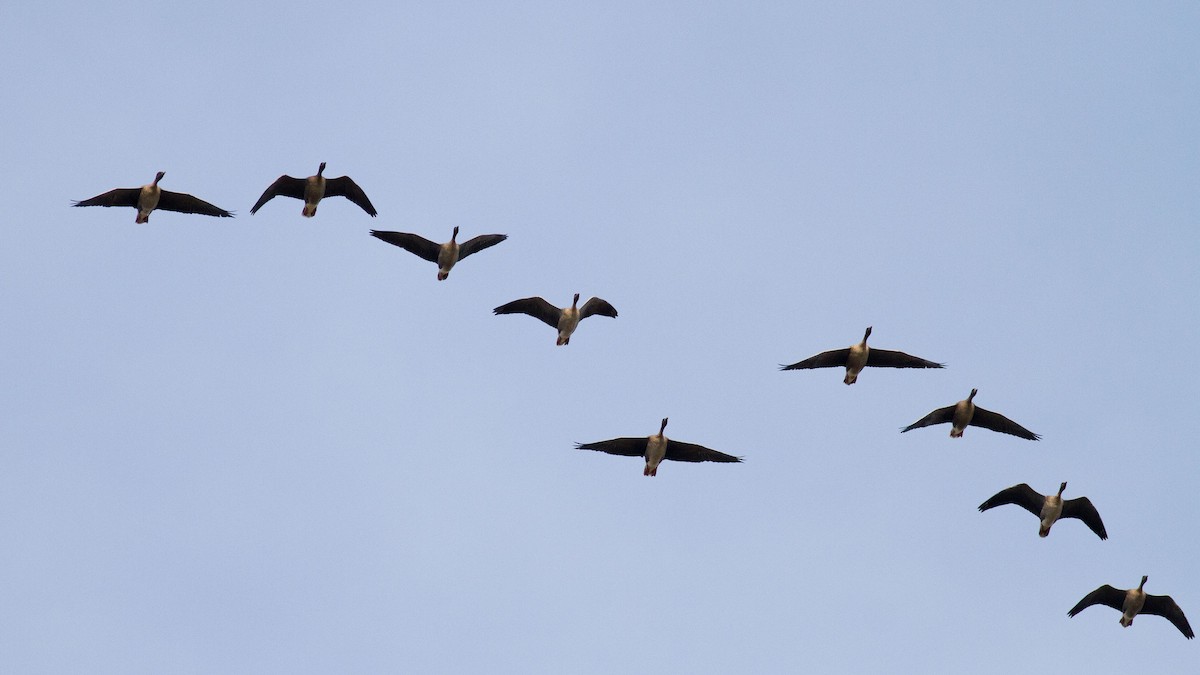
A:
2,1,1198,672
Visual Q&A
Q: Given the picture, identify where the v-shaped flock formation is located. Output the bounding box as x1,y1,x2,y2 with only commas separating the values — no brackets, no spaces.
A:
72,164,1193,641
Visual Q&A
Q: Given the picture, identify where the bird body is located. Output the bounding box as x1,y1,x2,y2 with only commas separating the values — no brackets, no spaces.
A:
901,388,1040,440
372,227,507,280
780,326,943,384
1069,576,1194,638
575,418,742,477
250,162,377,217
73,171,233,223
493,293,617,345
978,482,1107,539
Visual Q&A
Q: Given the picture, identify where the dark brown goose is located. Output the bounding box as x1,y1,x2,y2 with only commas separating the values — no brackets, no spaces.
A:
1069,576,1193,639
73,171,233,223
575,418,742,476
370,227,507,280
780,326,944,384
250,162,377,217
493,293,617,345
901,388,1040,440
978,482,1107,539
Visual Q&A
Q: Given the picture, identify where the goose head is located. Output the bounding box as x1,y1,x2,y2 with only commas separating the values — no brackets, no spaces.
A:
317,161,327,176
451,226,459,242
659,417,669,434
968,388,978,401
1139,575,1149,590
1058,481,1068,496
153,171,165,185
572,292,580,308
862,326,873,343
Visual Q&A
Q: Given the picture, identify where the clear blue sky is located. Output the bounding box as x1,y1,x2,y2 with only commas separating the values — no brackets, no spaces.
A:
2,1,1198,672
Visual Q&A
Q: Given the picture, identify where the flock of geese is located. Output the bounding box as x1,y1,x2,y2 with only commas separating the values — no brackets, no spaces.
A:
73,164,1193,641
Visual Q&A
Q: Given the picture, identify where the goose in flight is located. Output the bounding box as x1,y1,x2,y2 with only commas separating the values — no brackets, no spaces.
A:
575,418,742,476
978,481,1107,539
780,326,944,384
73,171,233,223
1069,576,1193,639
370,227,507,280
493,293,617,345
250,162,377,217
901,388,1040,440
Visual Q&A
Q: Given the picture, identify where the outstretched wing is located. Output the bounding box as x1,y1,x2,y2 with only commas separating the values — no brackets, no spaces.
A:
978,483,1044,517
866,348,944,369
780,348,850,371
1141,594,1195,639
494,297,562,329
157,190,234,217
249,175,306,213
664,440,742,464
72,188,141,208
900,405,956,433
370,230,440,263
575,437,647,457
458,234,508,260
1062,497,1108,540
1068,585,1126,617
324,176,377,216
971,406,1041,440
579,297,618,320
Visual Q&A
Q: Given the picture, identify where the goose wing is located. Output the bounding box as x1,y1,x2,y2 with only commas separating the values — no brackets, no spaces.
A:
1061,497,1108,540
900,405,956,433
323,175,378,216
664,440,743,464
978,483,1045,517
1068,585,1127,616
72,188,141,208
1141,594,1195,639
865,348,945,369
970,406,1041,440
157,190,234,217
370,230,440,263
780,348,851,371
249,175,306,213
578,297,618,320
493,297,562,329
458,234,508,260
575,437,647,457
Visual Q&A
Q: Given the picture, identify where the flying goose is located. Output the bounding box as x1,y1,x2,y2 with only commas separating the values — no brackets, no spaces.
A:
901,388,1040,440
575,418,742,476
780,326,944,384
493,293,617,345
1069,576,1193,639
370,227,507,280
250,162,377,217
978,481,1107,539
73,171,233,223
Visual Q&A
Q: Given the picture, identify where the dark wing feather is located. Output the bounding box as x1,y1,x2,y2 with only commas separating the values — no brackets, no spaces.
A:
865,348,945,369
1068,585,1127,616
664,440,743,464
970,406,1041,440
156,190,234,217
578,297,618,320
900,405,956,433
72,188,141,208
457,234,508,260
249,175,306,213
575,437,647,458
323,176,378,216
1061,497,1108,540
493,297,562,329
1142,594,1195,639
978,483,1045,516
370,230,440,262
780,348,851,371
